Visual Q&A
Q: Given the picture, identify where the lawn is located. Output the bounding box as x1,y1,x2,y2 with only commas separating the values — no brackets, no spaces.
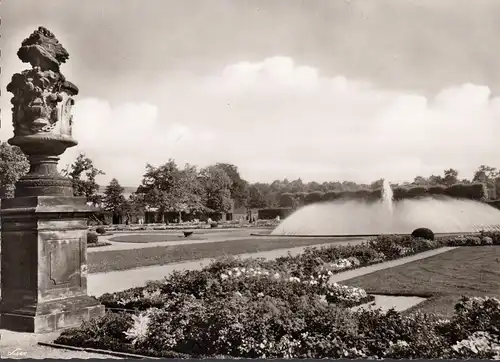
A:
108,234,207,243
88,237,360,273
342,246,500,317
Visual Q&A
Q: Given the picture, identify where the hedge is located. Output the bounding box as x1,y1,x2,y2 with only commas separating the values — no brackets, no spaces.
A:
258,208,293,220
276,183,488,209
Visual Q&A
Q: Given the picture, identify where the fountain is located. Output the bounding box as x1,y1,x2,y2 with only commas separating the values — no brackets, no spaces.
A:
382,178,393,217
271,180,500,236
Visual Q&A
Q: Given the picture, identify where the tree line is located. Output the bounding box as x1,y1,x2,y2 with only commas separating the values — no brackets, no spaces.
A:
1,141,500,218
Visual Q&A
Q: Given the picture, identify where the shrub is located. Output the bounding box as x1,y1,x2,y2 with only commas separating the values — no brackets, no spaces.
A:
87,231,98,244
368,234,413,260
392,187,408,200
96,226,106,235
482,236,494,245
278,193,295,208
427,185,447,196
322,191,340,201
304,191,325,205
257,208,293,220
445,183,487,201
57,295,500,359
210,222,218,228
406,186,429,199
479,230,500,245
411,227,435,241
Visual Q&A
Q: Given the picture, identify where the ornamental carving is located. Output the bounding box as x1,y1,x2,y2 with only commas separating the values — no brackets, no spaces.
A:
7,27,79,137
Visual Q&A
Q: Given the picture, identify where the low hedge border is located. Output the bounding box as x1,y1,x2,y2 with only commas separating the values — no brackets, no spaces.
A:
87,242,112,249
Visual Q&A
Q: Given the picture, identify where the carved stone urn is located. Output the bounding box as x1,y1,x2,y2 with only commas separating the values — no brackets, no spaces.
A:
1,26,104,333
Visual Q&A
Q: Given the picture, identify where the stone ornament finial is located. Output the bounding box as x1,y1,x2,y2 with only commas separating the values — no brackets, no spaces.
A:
7,26,79,138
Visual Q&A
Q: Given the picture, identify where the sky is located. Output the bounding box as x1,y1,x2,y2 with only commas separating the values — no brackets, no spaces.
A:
2,0,500,187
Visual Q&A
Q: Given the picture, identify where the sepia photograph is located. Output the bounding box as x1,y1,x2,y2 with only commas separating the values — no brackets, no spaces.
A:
0,0,500,359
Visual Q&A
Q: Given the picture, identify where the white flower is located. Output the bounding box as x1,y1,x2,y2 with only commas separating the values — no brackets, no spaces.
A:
123,310,153,346
257,292,264,297
220,273,228,280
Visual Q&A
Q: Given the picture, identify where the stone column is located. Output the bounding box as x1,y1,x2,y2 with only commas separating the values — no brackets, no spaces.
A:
0,27,105,333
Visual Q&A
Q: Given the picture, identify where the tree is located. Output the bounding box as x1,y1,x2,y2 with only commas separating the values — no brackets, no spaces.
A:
473,165,499,198
123,192,145,220
103,178,125,214
170,164,207,222
62,153,105,205
279,192,295,208
137,159,180,223
473,165,498,184
247,183,269,209
0,142,29,198
442,168,459,186
215,163,249,208
199,165,232,214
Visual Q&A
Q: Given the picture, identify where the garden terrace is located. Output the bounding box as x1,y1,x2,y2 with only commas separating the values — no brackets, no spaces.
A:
53,232,500,358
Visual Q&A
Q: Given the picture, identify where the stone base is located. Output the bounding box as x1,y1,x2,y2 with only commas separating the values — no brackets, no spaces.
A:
0,295,105,333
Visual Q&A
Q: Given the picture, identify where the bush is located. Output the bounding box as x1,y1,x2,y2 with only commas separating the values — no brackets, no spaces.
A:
411,227,435,241
56,295,500,359
482,236,494,245
87,231,98,244
96,226,106,235
445,183,487,201
427,185,447,196
479,231,500,245
210,222,218,228
258,208,293,220
304,191,325,205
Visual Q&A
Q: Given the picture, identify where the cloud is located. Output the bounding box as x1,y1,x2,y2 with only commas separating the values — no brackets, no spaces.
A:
59,98,216,185
3,56,500,187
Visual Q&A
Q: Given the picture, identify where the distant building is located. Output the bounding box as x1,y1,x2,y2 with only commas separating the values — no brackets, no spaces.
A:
91,185,143,225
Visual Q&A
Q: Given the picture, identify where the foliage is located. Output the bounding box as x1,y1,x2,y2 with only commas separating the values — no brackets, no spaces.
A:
136,160,179,222
215,163,249,208
278,192,295,208
257,208,292,220
411,227,435,240
171,164,207,218
103,178,126,214
0,142,29,198
87,231,98,244
57,279,500,359
199,166,232,213
95,227,106,235
63,153,104,205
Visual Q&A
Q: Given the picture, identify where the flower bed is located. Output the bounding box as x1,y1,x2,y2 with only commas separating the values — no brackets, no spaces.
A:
55,232,500,359
56,296,500,359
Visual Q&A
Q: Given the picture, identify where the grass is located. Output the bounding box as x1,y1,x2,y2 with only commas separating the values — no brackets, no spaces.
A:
87,237,353,273
108,234,207,243
341,246,500,318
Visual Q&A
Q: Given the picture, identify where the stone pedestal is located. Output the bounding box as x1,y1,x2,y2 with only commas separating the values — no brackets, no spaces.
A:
0,196,105,333
2,26,106,333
